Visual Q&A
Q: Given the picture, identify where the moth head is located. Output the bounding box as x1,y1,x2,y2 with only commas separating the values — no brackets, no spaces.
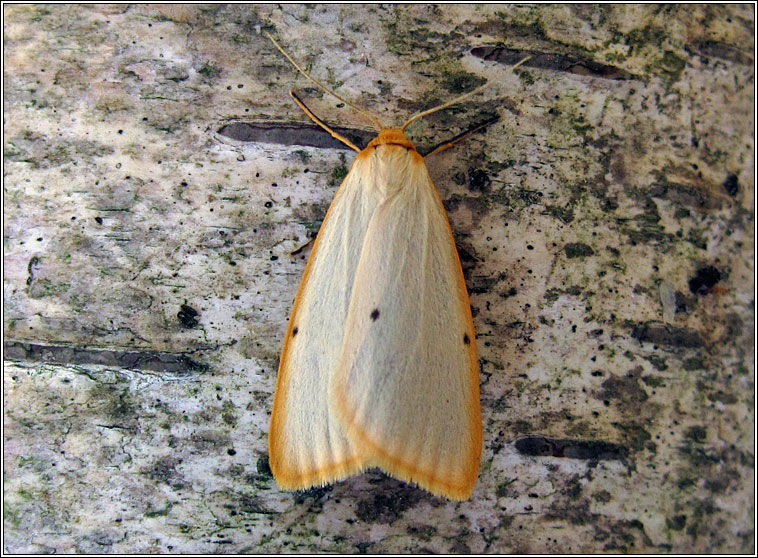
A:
366,129,416,150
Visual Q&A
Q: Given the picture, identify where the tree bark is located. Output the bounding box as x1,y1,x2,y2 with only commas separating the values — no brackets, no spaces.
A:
4,4,754,553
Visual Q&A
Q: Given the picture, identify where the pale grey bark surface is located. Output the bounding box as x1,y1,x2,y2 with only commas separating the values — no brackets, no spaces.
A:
4,4,754,553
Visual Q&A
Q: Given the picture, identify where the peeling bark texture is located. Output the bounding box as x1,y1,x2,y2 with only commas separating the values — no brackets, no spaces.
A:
3,5,754,554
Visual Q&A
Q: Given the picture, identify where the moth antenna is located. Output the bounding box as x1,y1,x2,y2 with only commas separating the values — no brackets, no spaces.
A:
290,91,361,152
424,115,500,159
265,30,385,131
402,55,532,132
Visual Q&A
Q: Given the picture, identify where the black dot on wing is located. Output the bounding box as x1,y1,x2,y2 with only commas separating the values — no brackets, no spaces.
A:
463,333,470,345
292,327,299,336
370,308,380,321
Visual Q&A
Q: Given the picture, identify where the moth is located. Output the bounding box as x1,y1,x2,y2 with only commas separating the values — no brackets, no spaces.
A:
265,31,527,500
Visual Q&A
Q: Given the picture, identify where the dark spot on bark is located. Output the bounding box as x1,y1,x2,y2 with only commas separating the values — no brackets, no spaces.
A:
518,188,542,205
470,46,635,80
675,290,694,314
593,490,612,503
564,242,595,258
292,327,298,336
695,40,754,65
217,121,372,151
463,333,470,345
688,265,721,295
682,356,706,370
294,484,333,505
667,514,687,531
450,540,471,554
723,173,739,196
467,168,491,191
355,542,373,554
145,456,183,484
631,322,704,348
355,477,425,523
684,425,707,442
238,493,273,514
370,308,380,321
26,256,40,286
406,524,437,541
600,372,648,406
543,204,575,223
256,454,273,478
514,436,628,460
178,304,199,328
3,341,208,373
